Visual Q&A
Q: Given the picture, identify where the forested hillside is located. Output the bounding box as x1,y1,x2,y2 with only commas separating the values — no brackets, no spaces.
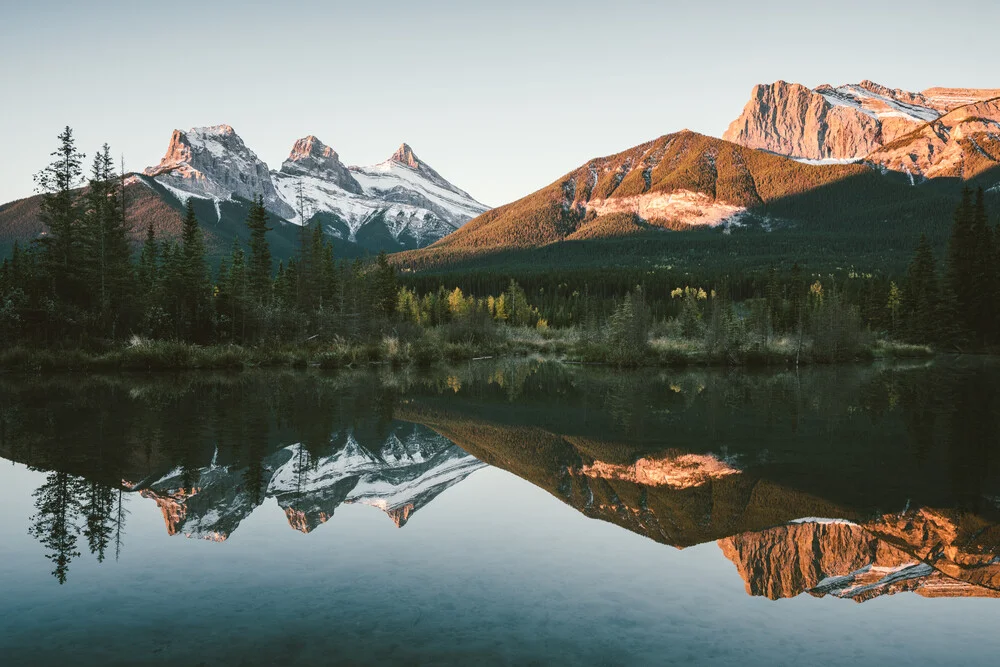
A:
397,131,1000,274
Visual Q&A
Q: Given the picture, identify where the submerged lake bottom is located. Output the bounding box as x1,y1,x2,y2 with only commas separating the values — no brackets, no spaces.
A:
1,358,999,666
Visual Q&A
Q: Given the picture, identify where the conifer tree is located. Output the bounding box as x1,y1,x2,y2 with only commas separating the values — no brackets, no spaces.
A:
81,144,132,335
137,223,158,297
180,201,210,340
372,251,397,319
245,195,272,306
33,126,84,304
946,188,976,343
901,234,939,344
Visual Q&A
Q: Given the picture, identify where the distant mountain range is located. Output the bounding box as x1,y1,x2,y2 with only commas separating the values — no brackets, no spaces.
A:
0,125,488,261
400,80,1000,272
3,80,999,272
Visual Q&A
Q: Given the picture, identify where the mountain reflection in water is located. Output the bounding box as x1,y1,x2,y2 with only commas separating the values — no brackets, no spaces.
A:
2,358,999,603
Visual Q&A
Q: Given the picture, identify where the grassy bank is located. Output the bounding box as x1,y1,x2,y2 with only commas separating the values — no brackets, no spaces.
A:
0,327,935,373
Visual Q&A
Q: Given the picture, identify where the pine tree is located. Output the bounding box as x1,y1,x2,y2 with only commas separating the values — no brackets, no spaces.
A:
216,238,247,342
81,144,132,336
901,234,939,344
372,251,397,319
245,195,272,306
137,223,158,297
180,201,210,340
946,188,976,343
33,126,84,306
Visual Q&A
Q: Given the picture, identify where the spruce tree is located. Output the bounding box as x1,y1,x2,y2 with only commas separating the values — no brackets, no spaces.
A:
33,126,84,305
81,144,132,336
372,251,397,319
137,223,158,296
946,188,976,343
178,202,210,340
245,195,272,305
901,234,939,344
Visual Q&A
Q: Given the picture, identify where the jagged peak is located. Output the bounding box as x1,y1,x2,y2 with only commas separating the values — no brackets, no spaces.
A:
287,135,340,163
390,143,421,169
191,124,236,137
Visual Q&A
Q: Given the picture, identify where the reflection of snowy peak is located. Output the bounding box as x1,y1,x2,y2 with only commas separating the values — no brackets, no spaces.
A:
131,424,485,540
142,126,488,249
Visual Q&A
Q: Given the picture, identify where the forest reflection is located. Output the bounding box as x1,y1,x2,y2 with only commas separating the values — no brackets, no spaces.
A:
2,357,999,594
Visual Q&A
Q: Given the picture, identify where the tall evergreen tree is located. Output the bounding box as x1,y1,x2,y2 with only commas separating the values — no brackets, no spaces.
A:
372,250,397,319
179,201,210,340
137,223,158,297
946,187,976,343
901,234,940,344
33,126,84,306
81,144,132,336
245,195,272,306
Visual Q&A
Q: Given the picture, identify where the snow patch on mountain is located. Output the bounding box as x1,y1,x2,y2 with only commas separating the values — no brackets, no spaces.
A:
817,85,940,124
587,190,746,228
144,125,294,219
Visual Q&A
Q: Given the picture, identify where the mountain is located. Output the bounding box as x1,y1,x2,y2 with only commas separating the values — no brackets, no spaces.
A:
130,423,485,540
723,80,1000,162
0,125,487,261
143,125,487,251
271,137,487,249
144,124,296,219
867,97,1000,180
398,129,999,273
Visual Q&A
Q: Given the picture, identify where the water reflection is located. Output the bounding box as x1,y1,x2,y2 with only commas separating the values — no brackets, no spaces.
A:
2,358,999,602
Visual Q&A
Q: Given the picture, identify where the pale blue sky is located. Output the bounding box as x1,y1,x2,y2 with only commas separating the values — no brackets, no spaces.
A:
3,0,998,207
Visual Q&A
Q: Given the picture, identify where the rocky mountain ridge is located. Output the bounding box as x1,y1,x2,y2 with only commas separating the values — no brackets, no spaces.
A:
141,125,488,250
723,80,1000,173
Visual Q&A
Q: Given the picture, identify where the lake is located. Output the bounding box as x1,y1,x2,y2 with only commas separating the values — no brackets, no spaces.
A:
2,358,999,666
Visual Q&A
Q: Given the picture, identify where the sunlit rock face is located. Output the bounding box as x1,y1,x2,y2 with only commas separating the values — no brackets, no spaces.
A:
278,135,362,194
128,426,485,541
580,452,740,489
724,80,1000,166
866,99,1000,180
719,510,1000,602
144,125,295,218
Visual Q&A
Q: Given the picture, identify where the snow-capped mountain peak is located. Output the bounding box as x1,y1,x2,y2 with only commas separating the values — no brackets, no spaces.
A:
142,125,489,249
278,135,362,195
390,142,422,169
144,124,294,218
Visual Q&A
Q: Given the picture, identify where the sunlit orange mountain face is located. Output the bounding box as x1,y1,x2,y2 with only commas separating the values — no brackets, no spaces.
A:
3,359,999,603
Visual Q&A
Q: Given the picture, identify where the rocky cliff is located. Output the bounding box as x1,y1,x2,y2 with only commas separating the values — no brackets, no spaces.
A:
144,125,295,218
719,509,1000,602
723,80,1000,163
866,98,1000,180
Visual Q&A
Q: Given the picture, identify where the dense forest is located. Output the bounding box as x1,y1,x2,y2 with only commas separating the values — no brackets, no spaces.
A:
2,128,999,367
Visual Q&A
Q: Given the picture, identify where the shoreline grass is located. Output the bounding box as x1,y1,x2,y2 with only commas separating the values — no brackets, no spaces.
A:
0,327,939,374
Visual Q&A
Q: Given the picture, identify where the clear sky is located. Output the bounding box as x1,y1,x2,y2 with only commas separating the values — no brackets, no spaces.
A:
3,0,999,207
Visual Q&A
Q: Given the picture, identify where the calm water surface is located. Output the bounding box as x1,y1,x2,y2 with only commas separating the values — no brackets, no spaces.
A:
1,359,999,666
